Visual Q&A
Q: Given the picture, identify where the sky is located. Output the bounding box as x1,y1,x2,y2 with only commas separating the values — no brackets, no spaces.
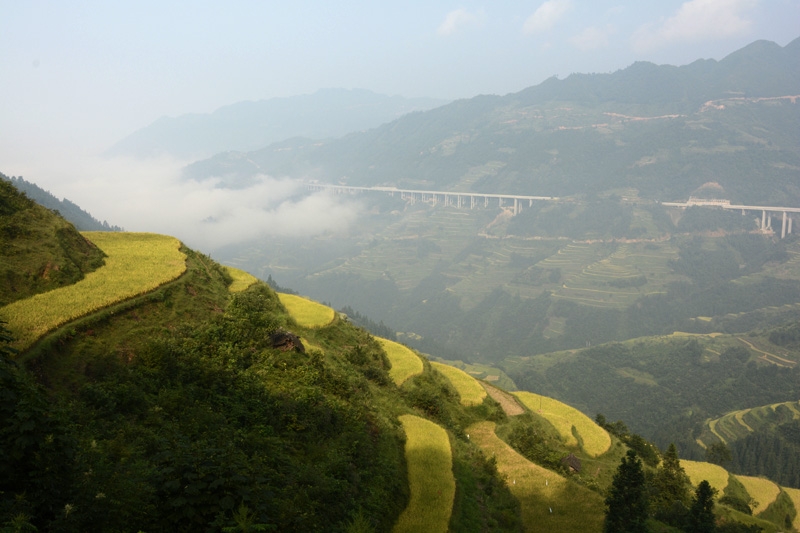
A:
1,0,798,251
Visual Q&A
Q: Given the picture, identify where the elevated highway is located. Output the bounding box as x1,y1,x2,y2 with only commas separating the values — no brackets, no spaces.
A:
307,183,798,238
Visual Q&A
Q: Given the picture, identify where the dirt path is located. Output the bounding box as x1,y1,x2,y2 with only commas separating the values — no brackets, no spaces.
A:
481,382,525,416
737,337,797,367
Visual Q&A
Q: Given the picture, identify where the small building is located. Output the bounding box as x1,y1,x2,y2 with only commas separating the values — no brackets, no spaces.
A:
561,453,582,473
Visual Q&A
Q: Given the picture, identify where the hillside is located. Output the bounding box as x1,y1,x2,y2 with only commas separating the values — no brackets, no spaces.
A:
0,178,106,307
1,173,122,232
107,88,448,160
186,38,800,204
5,202,795,531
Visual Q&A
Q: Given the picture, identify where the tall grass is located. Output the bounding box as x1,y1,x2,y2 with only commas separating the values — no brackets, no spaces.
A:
224,266,259,293
514,391,611,457
681,460,730,493
736,475,781,516
277,293,335,328
467,421,604,533
430,361,487,406
393,415,455,533
378,338,423,386
1,232,186,350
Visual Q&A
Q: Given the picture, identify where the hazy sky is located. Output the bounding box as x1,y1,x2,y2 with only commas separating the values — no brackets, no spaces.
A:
1,0,798,250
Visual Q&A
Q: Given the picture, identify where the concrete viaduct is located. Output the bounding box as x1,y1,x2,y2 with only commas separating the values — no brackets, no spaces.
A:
305,183,557,216
306,183,798,238
662,200,799,238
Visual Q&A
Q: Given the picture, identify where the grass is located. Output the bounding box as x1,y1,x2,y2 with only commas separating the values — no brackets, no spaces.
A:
430,361,487,406
467,421,605,533
277,293,335,328
224,266,259,293
513,391,611,457
378,338,424,386
1,232,186,351
735,475,781,516
681,460,730,493
784,487,800,531
393,415,455,533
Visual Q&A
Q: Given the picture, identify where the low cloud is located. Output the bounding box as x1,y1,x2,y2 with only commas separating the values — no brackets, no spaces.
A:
20,155,364,252
632,0,756,53
437,8,484,36
523,0,573,35
570,25,615,51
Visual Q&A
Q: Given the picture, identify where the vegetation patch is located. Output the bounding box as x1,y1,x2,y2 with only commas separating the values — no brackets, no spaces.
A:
430,361,487,406
681,460,730,493
784,487,800,531
378,337,423,386
467,420,605,533
736,474,782,516
393,414,455,533
514,391,611,457
224,265,259,292
1,232,186,350
277,292,335,327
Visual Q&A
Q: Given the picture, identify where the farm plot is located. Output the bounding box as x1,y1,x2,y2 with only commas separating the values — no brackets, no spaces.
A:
679,460,730,493
553,243,677,309
735,475,781,516
393,415,455,533
467,421,604,533
698,401,800,447
378,338,423,386
1,232,186,351
430,361,487,406
277,293,335,328
224,266,259,293
514,392,611,457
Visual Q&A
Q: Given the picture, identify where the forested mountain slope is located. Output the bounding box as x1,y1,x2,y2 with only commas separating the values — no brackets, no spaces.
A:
1,173,122,232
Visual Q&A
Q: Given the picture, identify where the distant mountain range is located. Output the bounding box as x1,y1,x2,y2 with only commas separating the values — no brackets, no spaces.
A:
106,88,449,159
186,37,800,205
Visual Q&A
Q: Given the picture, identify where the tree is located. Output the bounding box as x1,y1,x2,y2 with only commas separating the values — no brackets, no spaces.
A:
651,443,691,526
0,320,16,359
687,480,716,533
705,442,732,468
605,450,649,533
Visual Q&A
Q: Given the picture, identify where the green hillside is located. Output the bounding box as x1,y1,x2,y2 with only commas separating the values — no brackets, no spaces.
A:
3,180,797,532
0,178,106,307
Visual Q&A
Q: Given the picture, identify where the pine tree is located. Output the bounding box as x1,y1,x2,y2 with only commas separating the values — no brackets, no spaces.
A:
687,480,716,533
652,443,691,526
605,450,649,533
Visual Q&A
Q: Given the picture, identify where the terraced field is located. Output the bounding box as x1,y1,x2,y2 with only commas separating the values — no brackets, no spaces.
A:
224,266,259,293
697,400,800,447
378,338,424,386
393,415,455,533
551,242,678,309
467,421,605,533
736,475,782,515
514,391,611,457
681,460,730,493
1,232,186,350
277,293,335,328
430,361,487,406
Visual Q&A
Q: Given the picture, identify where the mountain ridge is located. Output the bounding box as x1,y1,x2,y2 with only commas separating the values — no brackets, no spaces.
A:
106,88,449,159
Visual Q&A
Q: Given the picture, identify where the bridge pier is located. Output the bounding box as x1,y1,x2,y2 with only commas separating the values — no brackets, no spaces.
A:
783,211,787,238
762,210,766,230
